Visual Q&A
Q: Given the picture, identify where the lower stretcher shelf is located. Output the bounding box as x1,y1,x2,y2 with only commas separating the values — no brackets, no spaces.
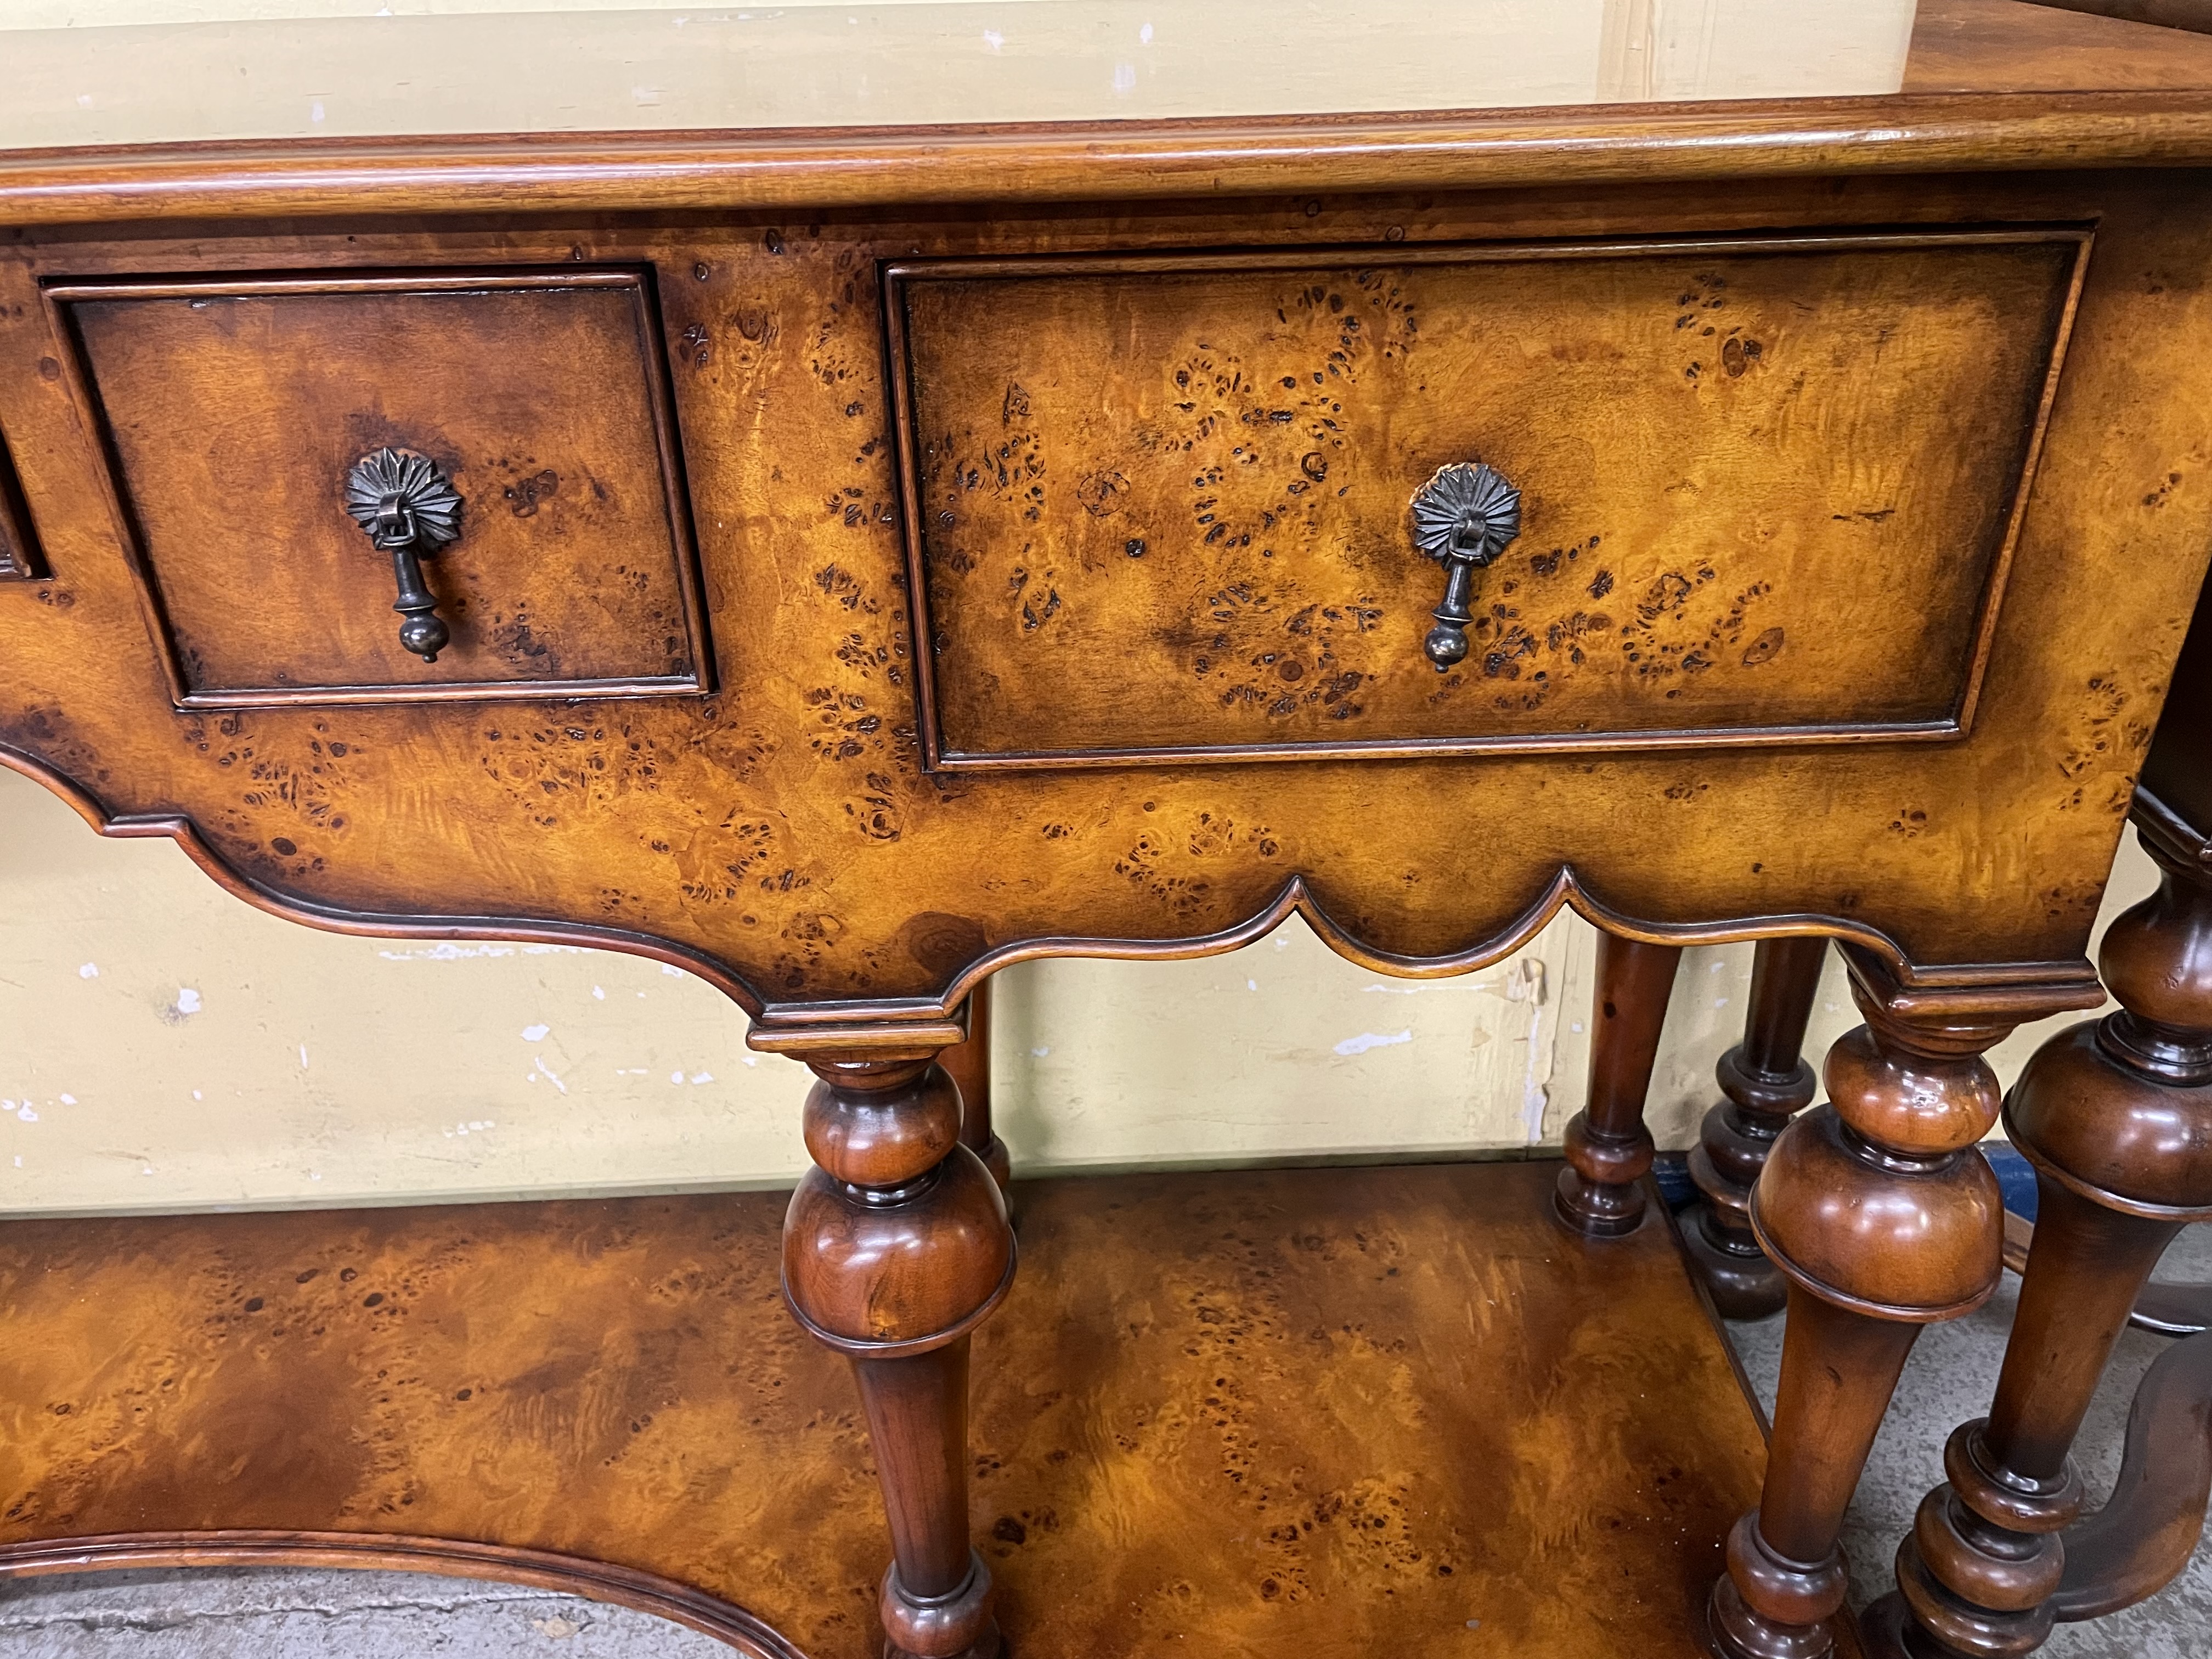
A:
0,1159,1849,1658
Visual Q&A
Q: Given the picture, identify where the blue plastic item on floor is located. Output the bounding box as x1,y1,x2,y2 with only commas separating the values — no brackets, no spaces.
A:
1653,1152,1698,1210
1984,1142,2039,1223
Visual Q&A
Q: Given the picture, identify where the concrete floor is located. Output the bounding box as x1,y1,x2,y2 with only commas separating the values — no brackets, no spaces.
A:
5,1227,2207,1657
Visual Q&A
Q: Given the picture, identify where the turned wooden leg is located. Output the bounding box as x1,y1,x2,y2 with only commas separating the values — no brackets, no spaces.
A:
938,979,1011,1193
2052,1327,2212,1621
1686,936,1830,1318
1555,933,1683,1237
1864,837,2212,1659
783,1049,1015,1659
1709,950,2032,1659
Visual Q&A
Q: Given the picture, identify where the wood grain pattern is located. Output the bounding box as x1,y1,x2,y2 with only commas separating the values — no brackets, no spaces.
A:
0,18,2203,1651
1683,936,1829,1320
1,171,2200,1035
2012,1,2212,41
1556,934,1681,1237
1911,0,2212,86
1718,960,2027,1659
893,234,2082,766
55,270,708,705
2052,1328,2212,1620
1,3,2210,224
1863,830,2212,1658
7,87,2212,228
0,1161,1804,1658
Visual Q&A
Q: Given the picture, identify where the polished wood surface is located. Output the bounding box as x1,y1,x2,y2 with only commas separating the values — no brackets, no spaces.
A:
12,2,2212,218
1556,934,1681,1238
1863,830,2212,1658
3,8,2212,1652
785,1051,1015,1658
895,235,2080,768
2052,1328,2212,1620
1686,936,1829,1319
1912,0,2212,81
58,271,708,705
1883,583,2212,1652
10,167,2208,1042
940,980,1009,1193
0,1160,1807,1658
1717,961,2030,1659
2019,1,2212,36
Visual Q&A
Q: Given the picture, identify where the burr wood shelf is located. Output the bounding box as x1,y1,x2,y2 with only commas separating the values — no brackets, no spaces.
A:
0,1159,1826,1659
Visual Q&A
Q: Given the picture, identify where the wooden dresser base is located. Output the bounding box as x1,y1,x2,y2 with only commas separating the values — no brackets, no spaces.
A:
0,1162,1850,1658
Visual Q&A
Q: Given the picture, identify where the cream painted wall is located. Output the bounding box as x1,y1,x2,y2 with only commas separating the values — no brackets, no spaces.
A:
0,766,2157,1217
1,2,1918,148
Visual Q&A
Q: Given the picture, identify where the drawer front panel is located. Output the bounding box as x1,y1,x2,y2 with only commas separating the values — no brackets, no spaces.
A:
59,270,708,706
891,232,2086,768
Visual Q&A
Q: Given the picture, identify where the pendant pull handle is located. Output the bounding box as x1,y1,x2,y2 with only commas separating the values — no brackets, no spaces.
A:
345,447,463,663
1409,461,1522,672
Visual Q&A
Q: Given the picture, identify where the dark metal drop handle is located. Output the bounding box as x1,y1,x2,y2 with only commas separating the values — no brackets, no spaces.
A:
344,448,463,663
1408,460,1522,672
385,541,448,662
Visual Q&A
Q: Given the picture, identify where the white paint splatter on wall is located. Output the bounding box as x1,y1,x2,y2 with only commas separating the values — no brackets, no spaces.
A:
1334,1030,1412,1057
376,942,583,962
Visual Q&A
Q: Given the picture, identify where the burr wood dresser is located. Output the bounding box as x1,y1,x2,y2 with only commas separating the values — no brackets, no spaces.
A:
5,3,2212,1657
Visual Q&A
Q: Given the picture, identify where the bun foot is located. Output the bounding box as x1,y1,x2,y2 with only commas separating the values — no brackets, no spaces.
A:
1681,1201,1789,1320
1554,1157,1650,1237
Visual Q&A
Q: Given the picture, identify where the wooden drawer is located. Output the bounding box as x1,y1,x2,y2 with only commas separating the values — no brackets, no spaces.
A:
56,269,709,707
890,230,2087,768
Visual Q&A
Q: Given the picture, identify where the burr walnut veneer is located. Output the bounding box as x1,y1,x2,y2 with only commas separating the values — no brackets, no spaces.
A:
5,3,2212,1656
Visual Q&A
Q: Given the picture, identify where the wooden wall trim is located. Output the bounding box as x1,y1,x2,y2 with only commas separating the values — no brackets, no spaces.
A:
5,93,2212,227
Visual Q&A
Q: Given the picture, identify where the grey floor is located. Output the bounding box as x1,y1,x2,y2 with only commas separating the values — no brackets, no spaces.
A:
5,1228,2208,1656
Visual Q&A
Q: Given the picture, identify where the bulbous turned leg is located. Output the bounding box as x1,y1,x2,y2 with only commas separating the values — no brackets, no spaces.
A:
1864,836,2212,1659
1707,947,2064,1659
783,1050,1016,1659
1556,932,1683,1237
1685,936,1828,1318
939,979,1011,1194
